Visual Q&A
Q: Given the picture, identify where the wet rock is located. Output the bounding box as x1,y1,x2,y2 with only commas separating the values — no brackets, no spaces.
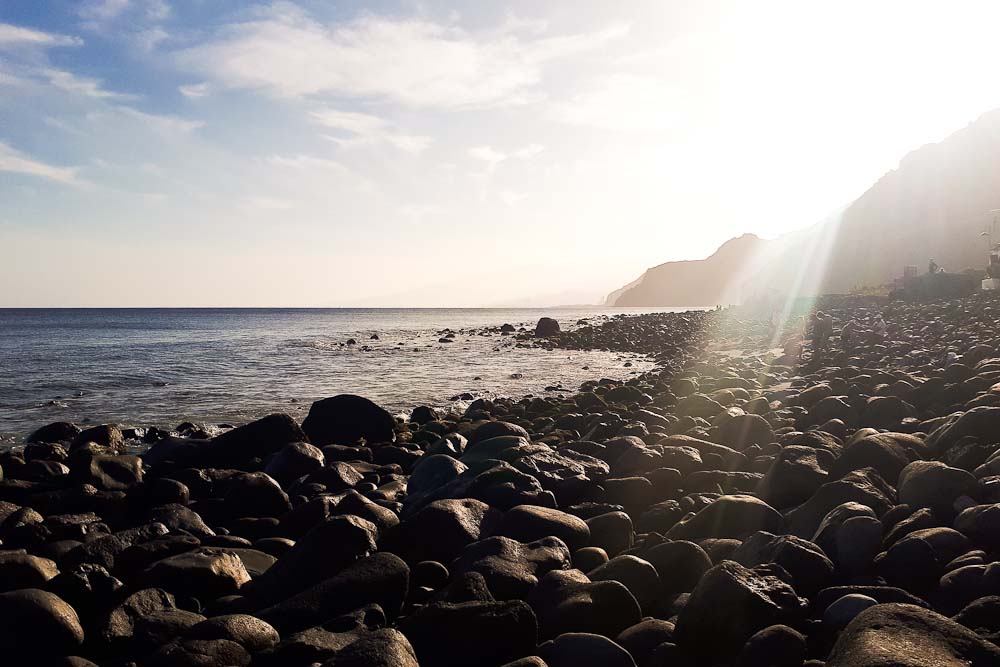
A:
302,395,396,446
497,505,591,551
251,514,378,603
70,453,143,491
674,561,807,660
667,494,783,540
0,589,85,659
718,414,775,450
212,413,307,463
587,555,660,615
898,461,977,516
144,638,251,667
263,441,324,486
71,424,125,452
257,552,409,634
756,445,832,509
391,498,500,564
28,421,81,444
538,632,635,667
399,599,538,667
738,624,806,667
452,536,572,601
321,628,419,667
0,549,59,592
143,548,251,601
185,613,280,652
535,318,561,337
826,603,1000,667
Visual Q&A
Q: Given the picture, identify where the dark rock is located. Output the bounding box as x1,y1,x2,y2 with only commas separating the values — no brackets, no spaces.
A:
320,628,419,667
251,514,378,603
399,599,538,667
71,424,125,452
587,555,660,615
185,613,280,652
452,536,572,601
302,395,396,446
144,638,251,667
674,561,807,660
739,624,806,667
538,632,636,667
584,512,633,556
615,618,675,665
826,603,1000,667
642,540,712,595
898,461,977,516
529,569,642,639
497,505,591,551
28,421,81,444
535,318,561,337
263,441,324,486
257,552,409,634
211,413,307,463
0,589,85,659
391,498,501,563
143,548,251,600
667,494,783,540
223,472,291,518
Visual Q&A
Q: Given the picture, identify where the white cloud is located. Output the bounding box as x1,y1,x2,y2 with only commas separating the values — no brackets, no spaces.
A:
468,145,507,169
513,143,545,159
268,154,347,172
0,141,80,185
312,107,432,154
45,69,135,100
78,0,132,23
0,23,82,49
134,27,168,52
179,81,211,99
548,73,681,133
176,8,628,109
88,106,204,134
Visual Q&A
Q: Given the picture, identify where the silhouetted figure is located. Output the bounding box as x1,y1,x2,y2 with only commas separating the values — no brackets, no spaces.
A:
929,258,939,274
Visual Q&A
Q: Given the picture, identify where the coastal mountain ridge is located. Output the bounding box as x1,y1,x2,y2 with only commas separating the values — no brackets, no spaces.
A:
607,108,1000,306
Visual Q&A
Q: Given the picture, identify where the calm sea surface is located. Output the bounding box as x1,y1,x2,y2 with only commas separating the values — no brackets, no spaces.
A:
0,308,688,444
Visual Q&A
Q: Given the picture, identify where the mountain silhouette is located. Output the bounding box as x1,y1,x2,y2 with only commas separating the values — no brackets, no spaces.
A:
608,109,1000,306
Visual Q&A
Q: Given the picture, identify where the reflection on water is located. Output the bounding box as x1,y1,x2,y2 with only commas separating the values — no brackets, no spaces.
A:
0,307,686,443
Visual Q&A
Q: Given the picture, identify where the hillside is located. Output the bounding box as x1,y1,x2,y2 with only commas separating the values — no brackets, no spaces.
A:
609,109,1000,306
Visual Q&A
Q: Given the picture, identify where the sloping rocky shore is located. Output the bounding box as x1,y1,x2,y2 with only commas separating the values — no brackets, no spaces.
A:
4,293,1000,666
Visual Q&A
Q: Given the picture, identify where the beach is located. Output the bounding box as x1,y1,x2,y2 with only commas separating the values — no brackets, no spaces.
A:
3,295,1000,665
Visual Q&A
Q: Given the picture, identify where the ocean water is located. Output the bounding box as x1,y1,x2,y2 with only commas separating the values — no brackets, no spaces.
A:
0,307,686,444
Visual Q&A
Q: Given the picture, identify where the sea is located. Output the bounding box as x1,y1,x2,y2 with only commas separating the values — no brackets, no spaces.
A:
0,307,690,445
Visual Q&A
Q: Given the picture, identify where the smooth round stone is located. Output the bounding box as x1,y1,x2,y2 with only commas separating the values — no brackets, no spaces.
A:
823,594,878,629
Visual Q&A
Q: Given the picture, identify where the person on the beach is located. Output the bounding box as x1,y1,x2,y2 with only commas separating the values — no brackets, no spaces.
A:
874,314,888,339
929,258,939,274
810,311,833,355
841,317,859,352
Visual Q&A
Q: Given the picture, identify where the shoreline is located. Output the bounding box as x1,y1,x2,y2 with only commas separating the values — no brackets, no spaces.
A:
3,296,1000,664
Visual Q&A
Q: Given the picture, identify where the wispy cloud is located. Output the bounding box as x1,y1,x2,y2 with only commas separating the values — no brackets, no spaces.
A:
312,107,432,154
78,0,132,24
45,69,136,100
0,23,82,49
268,154,347,172
178,81,210,99
176,6,628,109
0,141,80,185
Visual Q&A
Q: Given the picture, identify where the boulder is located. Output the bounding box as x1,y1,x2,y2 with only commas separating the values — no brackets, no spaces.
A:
528,568,643,640
667,495,783,540
143,548,251,600
302,395,396,446
0,589,85,659
399,600,538,667
451,536,572,601
497,505,591,551
212,413,307,462
535,318,561,337
538,633,636,667
826,603,1000,667
674,561,807,660
898,461,977,516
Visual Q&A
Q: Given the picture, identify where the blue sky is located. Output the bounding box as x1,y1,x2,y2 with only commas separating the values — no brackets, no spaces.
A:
4,1,1000,306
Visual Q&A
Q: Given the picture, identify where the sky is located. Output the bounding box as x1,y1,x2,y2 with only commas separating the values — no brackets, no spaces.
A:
4,1,1000,306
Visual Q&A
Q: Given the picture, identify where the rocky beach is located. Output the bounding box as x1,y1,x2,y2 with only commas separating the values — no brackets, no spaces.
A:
4,294,1000,667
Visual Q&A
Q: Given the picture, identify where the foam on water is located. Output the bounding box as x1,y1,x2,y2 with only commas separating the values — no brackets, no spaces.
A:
0,307,689,444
